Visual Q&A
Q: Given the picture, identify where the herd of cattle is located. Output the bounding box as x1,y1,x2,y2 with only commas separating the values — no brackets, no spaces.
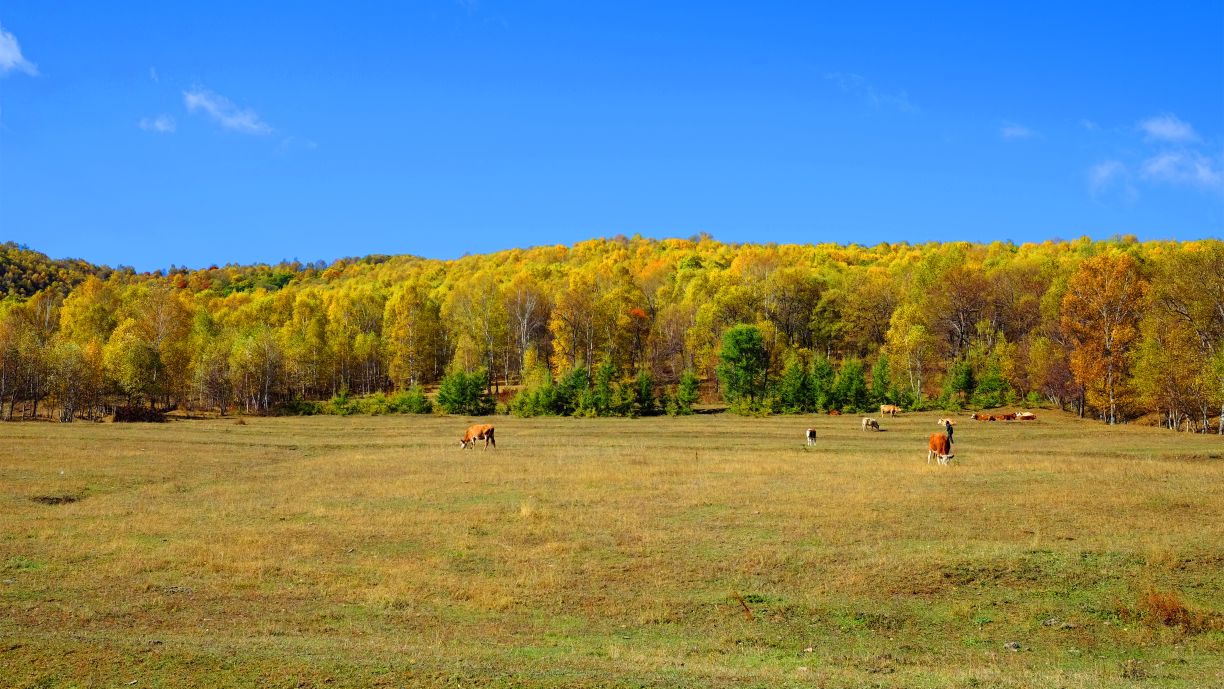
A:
811,405,1039,466
462,405,1039,467
971,411,1036,421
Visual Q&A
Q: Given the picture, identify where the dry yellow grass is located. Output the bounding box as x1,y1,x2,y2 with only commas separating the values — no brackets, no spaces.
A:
2,411,1223,687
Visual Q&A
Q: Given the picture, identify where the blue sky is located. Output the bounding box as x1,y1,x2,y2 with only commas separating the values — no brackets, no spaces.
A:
1,1,1221,271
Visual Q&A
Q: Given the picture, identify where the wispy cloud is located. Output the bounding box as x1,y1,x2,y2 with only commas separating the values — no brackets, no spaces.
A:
1087,112,1221,199
1087,160,1135,200
278,136,318,154
456,0,479,14
824,72,918,113
183,87,273,135
0,23,37,76
1140,151,1222,191
1138,113,1198,143
1000,121,1037,141
149,67,159,83
1079,119,1099,132
139,114,177,134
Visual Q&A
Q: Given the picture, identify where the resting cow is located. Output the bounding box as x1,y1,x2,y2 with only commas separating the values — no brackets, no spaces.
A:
460,424,496,449
999,412,1017,421
880,404,901,417
927,433,953,465
862,417,879,431
1016,411,1037,421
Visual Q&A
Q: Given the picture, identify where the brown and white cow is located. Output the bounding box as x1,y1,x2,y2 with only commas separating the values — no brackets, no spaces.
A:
460,424,496,449
862,417,880,431
880,404,901,417
927,433,953,465
805,428,817,446
1016,411,1037,421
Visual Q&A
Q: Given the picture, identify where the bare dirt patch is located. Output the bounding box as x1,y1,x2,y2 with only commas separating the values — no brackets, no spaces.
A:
29,494,80,505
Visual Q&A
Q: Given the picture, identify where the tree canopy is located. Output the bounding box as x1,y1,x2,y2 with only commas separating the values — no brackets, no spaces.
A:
1,235,1221,431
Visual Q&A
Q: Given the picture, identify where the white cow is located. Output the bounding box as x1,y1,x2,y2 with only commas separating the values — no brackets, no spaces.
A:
862,417,880,431
805,428,816,446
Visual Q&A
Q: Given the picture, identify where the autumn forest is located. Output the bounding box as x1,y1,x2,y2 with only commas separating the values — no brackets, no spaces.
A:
0,236,1221,432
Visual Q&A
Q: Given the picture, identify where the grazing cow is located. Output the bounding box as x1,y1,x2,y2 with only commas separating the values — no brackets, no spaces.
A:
1016,411,1037,421
862,417,880,431
806,428,817,446
459,424,496,449
927,433,954,465
880,404,901,417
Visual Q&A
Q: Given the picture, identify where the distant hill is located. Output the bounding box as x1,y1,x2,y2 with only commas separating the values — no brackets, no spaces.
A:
0,242,110,299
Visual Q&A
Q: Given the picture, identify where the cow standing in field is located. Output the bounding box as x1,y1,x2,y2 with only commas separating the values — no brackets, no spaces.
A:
880,404,901,417
460,424,496,449
927,433,953,465
806,428,817,446
862,417,880,431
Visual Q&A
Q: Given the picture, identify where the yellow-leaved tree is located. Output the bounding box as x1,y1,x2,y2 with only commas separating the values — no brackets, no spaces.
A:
1061,252,1148,424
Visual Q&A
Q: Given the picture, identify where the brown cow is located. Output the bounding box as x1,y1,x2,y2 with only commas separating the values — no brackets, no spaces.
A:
880,404,901,417
459,424,496,449
927,433,953,465
828,409,842,416
999,413,1017,421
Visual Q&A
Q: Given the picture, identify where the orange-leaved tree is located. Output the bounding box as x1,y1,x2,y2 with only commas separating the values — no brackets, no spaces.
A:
1061,252,1148,424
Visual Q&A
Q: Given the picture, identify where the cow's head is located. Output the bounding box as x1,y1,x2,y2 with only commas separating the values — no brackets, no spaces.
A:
459,438,470,449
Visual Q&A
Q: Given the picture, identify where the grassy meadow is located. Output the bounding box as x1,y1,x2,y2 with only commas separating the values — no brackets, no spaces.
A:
2,411,1223,688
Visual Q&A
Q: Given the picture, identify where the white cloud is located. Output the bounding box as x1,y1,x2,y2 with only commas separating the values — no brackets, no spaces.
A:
183,87,273,135
278,136,318,153
149,67,159,83
824,72,918,113
139,114,177,133
1088,160,1130,197
1140,151,1222,191
1079,119,1099,132
0,23,37,76
1138,113,1198,143
1001,121,1037,140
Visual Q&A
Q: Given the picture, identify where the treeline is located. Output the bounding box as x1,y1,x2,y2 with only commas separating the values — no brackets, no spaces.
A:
0,235,1221,431
0,242,112,299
